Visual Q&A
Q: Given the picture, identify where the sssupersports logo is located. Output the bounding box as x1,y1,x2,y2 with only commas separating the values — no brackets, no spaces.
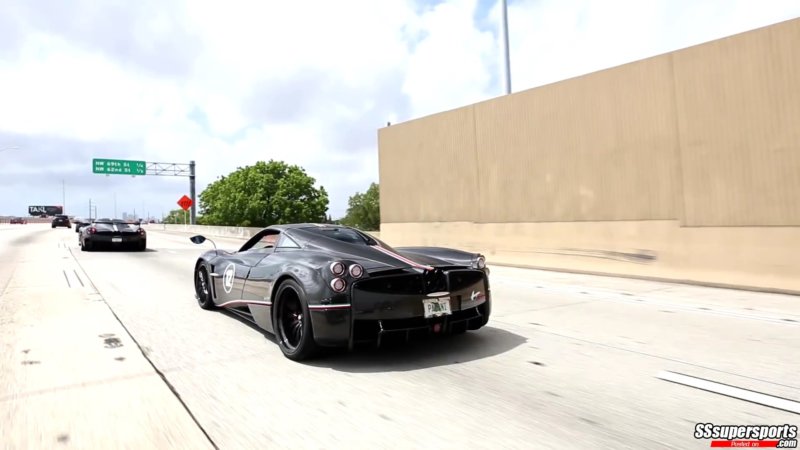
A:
695,423,797,447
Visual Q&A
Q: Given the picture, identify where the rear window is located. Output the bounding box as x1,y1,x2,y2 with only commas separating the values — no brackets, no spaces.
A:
95,221,139,229
56,215,68,219
301,227,373,244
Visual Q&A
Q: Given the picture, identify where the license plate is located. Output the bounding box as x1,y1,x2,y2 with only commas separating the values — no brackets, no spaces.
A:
112,237,122,243
422,297,452,318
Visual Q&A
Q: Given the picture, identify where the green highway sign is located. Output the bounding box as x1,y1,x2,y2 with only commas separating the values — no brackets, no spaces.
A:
93,158,146,176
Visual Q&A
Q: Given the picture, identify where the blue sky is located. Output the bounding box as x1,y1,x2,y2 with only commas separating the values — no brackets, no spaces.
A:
0,0,798,220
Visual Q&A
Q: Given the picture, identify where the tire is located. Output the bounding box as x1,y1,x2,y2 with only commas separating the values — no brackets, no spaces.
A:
138,240,147,251
272,279,318,361
84,239,94,252
195,266,216,310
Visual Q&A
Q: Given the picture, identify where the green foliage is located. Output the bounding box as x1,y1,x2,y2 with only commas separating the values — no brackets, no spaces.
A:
198,160,329,227
162,208,190,224
339,182,380,231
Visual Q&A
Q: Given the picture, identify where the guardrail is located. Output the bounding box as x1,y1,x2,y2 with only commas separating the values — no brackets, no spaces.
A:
0,217,51,224
154,224,380,240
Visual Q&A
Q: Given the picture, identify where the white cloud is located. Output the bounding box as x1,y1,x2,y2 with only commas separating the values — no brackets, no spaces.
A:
401,0,499,117
0,33,168,142
0,0,798,220
501,0,800,92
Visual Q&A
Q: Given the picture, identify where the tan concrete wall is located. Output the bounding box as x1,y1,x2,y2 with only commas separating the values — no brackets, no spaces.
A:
377,17,800,294
673,18,800,226
381,221,800,293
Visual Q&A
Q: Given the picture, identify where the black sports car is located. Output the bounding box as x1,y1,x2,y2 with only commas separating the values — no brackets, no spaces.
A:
51,214,71,228
79,218,147,251
73,217,91,233
191,224,491,361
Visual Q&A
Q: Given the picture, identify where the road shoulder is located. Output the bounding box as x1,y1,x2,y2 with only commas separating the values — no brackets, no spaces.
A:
0,233,215,450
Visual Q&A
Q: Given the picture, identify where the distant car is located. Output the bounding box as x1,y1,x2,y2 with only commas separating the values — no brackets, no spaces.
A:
10,217,27,224
190,223,491,361
79,218,147,251
51,214,71,228
73,217,91,233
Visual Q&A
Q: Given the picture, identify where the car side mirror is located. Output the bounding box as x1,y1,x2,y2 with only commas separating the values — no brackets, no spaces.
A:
190,235,217,250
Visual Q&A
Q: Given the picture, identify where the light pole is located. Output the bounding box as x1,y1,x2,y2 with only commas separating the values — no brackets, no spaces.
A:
62,180,66,214
501,0,512,94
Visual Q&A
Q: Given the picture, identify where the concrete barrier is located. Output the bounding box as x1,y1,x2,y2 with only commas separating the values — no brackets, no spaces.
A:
156,224,381,240
0,216,51,224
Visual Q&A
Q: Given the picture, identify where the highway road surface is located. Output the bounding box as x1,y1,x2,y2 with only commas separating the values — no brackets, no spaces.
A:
1,224,798,449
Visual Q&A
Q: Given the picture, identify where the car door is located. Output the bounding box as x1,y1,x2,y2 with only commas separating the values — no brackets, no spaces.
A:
213,250,270,305
211,253,248,306
242,234,301,331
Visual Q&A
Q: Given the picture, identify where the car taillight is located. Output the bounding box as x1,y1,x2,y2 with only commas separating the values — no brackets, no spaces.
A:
88,227,97,234
329,262,346,276
330,278,346,293
349,263,364,278
138,228,145,234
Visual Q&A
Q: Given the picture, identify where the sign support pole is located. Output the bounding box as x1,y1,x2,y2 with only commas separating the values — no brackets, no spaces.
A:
189,160,196,225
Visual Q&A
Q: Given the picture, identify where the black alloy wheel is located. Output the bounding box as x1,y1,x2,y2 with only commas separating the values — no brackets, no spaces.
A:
273,279,317,361
195,266,215,310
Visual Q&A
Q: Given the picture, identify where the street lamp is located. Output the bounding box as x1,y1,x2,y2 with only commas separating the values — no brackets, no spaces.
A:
501,0,512,94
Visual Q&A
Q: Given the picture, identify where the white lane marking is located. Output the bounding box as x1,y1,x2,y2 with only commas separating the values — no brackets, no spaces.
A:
656,370,800,415
491,276,800,326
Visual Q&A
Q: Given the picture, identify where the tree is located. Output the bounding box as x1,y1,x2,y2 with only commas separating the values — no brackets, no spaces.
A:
162,208,190,224
198,160,329,227
339,182,380,231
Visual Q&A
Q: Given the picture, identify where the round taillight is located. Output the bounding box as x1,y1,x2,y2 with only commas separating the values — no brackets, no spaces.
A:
329,262,346,276
89,227,97,234
330,277,346,293
349,264,364,278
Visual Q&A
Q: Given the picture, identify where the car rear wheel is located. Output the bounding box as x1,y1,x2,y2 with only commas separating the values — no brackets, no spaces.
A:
273,279,318,361
195,266,215,310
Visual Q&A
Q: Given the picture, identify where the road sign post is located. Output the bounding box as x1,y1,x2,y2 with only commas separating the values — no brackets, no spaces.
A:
92,158,198,225
189,160,196,226
177,195,193,211
178,195,193,226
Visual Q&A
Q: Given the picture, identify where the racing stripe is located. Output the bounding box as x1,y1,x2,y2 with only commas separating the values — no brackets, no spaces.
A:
370,244,434,271
216,299,352,310
216,299,272,308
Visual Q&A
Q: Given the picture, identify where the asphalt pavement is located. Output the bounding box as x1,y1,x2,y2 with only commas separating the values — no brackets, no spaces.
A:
1,224,798,449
